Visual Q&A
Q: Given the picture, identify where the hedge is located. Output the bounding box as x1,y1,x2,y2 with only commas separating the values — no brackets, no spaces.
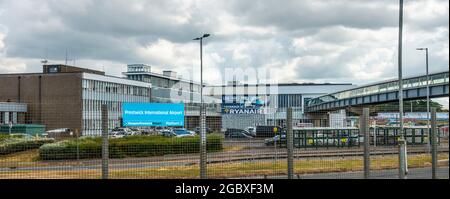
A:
39,134,223,160
0,137,55,155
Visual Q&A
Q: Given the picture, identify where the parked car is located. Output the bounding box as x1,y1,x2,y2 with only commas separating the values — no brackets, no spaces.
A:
440,125,449,137
111,127,139,136
256,125,284,137
128,128,141,135
224,128,253,139
264,134,286,146
109,131,126,138
160,129,176,137
194,127,213,134
46,128,73,139
245,127,257,137
173,128,196,137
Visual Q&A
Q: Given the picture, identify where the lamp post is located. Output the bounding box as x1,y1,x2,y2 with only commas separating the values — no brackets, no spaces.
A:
397,0,407,179
416,47,430,151
193,33,210,179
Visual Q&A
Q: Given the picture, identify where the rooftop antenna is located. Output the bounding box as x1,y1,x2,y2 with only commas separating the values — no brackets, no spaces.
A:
41,48,49,65
65,49,68,65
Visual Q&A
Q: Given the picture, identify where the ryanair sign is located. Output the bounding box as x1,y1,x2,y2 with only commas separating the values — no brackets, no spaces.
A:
221,95,270,114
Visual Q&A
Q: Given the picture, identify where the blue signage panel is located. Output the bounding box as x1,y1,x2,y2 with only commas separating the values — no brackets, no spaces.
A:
122,103,185,127
221,95,269,114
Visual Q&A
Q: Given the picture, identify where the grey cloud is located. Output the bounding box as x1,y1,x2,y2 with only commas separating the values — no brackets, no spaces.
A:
225,0,399,30
0,0,447,85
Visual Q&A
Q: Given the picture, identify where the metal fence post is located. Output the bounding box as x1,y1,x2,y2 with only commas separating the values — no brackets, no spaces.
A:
398,139,406,179
75,129,80,160
430,107,437,179
287,107,294,179
361,108,370,179
101,104,109,179
200,104,207,179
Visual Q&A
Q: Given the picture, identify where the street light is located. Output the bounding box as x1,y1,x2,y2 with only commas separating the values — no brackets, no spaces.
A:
397,0,408,179
416,47,430,151
193,33,210,179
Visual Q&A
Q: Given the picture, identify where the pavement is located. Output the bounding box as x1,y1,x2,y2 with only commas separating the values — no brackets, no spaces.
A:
248,167,449,179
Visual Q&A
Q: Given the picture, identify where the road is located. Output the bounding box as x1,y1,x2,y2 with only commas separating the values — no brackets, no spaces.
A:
243,167,450,179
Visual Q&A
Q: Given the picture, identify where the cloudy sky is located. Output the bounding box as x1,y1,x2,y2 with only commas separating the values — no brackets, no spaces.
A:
0,0,448,105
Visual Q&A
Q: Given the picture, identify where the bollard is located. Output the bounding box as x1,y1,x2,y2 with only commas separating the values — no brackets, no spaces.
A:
361,108,370,179
287,107,294,179
431,107,437,179
101,104,109,179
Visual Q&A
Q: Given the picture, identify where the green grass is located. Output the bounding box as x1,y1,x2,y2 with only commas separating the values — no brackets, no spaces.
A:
0,153,446,179
111,153,449,179
0,135,54,156
39,134,223,160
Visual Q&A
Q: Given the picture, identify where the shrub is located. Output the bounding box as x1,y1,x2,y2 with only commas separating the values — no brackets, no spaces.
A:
0,137,55,155
39,134,223,160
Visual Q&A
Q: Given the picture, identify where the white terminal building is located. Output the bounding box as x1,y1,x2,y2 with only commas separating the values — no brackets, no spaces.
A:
204,81,356,129
123,64,357,130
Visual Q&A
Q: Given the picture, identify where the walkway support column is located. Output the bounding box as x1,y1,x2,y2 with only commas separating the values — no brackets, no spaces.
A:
431,107,437,179
287,107,294,179
101,104,109,179
361,108,370,179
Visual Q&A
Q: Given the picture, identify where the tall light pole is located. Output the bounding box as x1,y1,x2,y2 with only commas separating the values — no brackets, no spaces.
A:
416,47,430,151
397,0,407,179
193,33,210,179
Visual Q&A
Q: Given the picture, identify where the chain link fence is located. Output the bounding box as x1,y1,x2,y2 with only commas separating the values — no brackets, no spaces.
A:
0,102,448,179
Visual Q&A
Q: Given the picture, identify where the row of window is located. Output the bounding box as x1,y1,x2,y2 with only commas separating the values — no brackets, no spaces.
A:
278,94,303,108
0,112,17,124
127,75,201,92
127,65,151,72
82,79,150,97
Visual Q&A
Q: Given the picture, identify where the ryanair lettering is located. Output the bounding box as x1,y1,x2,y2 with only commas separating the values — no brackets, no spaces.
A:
227,108,264,114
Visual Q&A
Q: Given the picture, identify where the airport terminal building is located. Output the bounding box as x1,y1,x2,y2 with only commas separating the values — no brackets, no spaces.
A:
205,82,356,129
0,64,152,136
1,63,357,135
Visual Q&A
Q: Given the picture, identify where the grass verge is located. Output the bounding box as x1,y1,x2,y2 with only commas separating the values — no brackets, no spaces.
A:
0,153,447,179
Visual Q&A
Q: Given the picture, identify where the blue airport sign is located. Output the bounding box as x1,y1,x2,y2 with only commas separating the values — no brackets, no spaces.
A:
122,103,185,127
